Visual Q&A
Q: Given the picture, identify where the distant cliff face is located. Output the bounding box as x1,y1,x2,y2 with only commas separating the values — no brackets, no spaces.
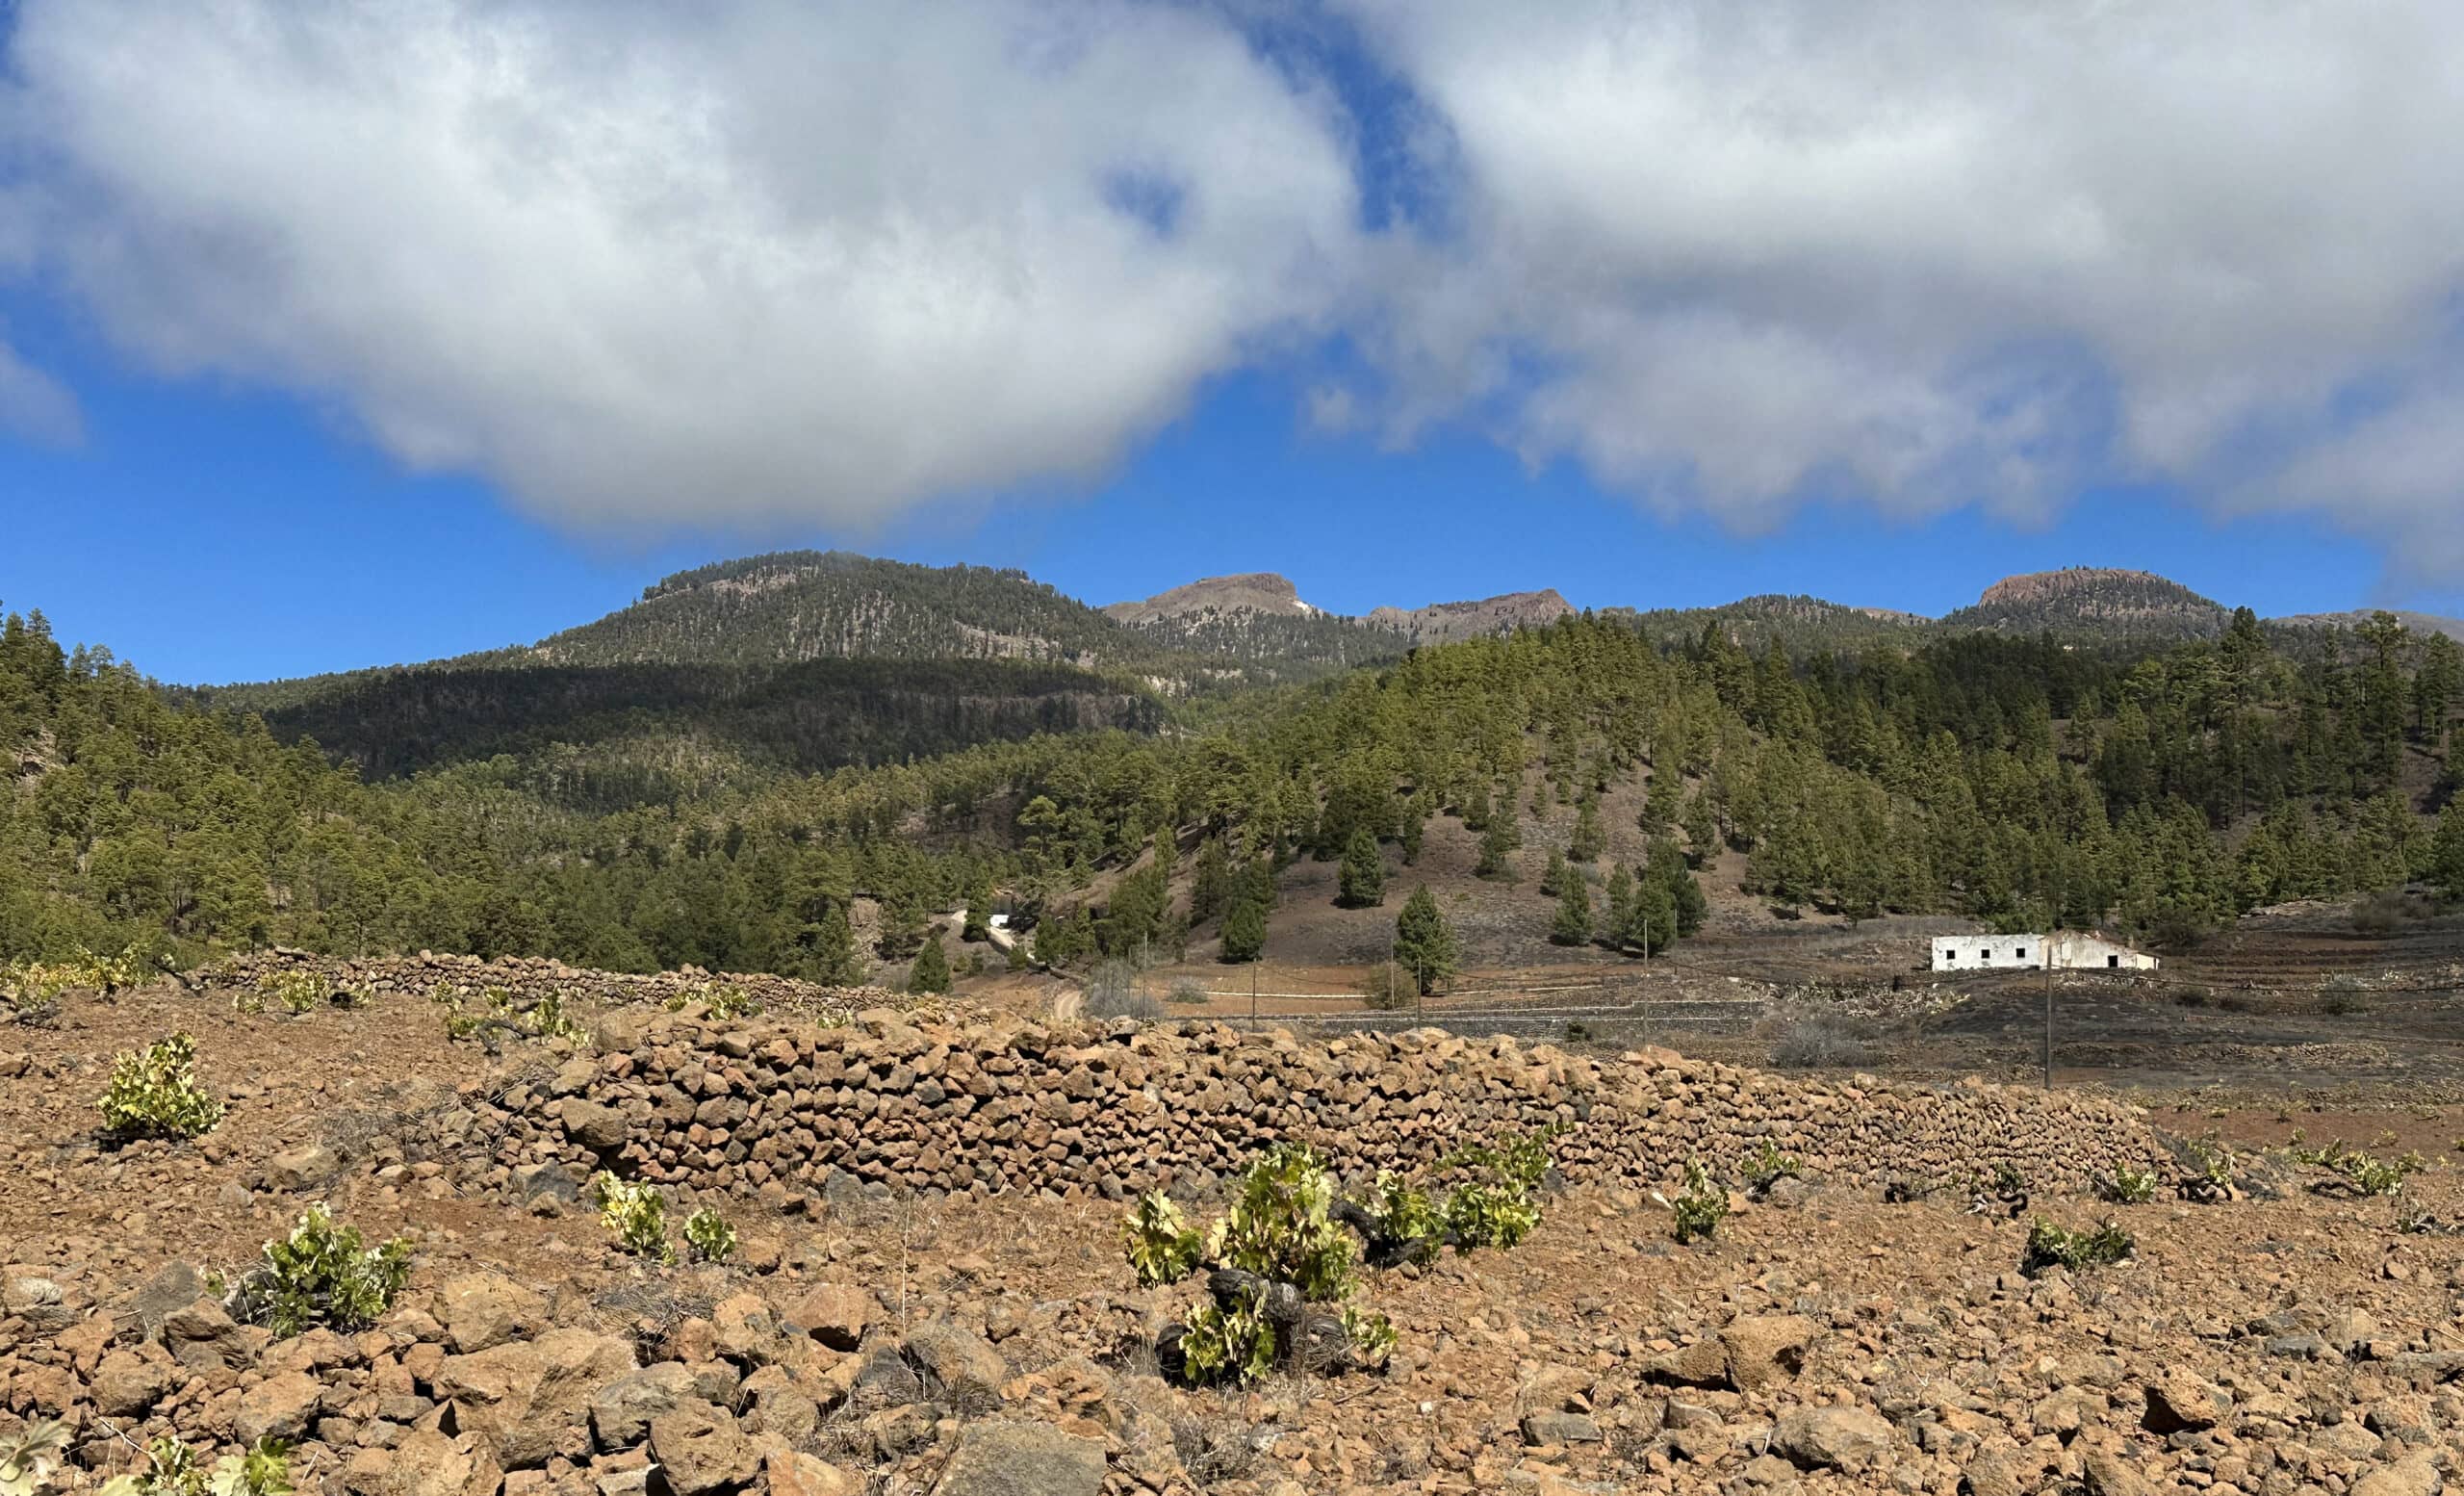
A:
1102,573,1319,625
1366,589,1576,644
1945,568,2231,641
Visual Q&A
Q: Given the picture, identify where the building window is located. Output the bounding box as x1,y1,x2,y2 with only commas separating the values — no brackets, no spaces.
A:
2107,955,2118,967
2015,947,2028,960
1982,949,1992,961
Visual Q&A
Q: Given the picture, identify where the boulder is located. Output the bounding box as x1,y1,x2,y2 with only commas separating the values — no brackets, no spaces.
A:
2142,1369,2222,1433
2351,1457,2445,1496
350,1430,503,1496
710,1294,783,1365
561,1099,629,1153
90,1347,180,1418
930,1423,1104,1496
740,1366,821,1448
435,1328,636,1467
903,1323,1007,1409
162,1298,252,1372
438,1273,550,1354
131,1261,209,1342
1719,1315,1818,1392
2079,1441,2150,1496
781,1284,871,1353
1771,1406,1896,1474
236,1371,325,1447
762,1452,860,1496
1641,1338,1731,1389
1519,1410,1603,1446
648,1402,757,1496
591,1363,700,1452
267,1142,342,1192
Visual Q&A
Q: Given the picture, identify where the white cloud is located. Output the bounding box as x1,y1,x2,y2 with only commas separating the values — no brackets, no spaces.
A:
1336,0,2464,551
0,333,82,446
0,0,1360,529
4,0,2464,570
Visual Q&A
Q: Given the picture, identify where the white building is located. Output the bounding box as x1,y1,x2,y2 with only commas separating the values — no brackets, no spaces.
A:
1931,931,2157,973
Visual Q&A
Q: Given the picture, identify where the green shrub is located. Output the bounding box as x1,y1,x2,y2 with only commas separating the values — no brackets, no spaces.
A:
1353,1171,1445,1266
681,1207,738,1263
256,969,326,1016
1208,1143,1359,1303
1123,1193,1205,1287
2097,1164,2158,1204
1122,1143,1419,1385
1671,1158,1727,1244
2021,1218,2135,1275
1743,1139,1801,1197
0,1421,67,1496
98,1436,288,1496
592,1174,672,1262
440,985,588,1045
98,1034,224,1140
99,1437,208,1496
1177,1282,1277,1386
224,1206,412,1337
2340,1149,2426,1197
1125,1133,1558,1384
665,983,761,1019
1434,1127,1557,1250
213,1443,295,1496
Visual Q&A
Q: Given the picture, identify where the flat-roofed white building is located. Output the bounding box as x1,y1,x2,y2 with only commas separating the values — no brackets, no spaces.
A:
1932,931,2157,972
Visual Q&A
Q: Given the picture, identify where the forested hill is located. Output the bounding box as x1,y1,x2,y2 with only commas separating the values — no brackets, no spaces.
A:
7,585,2464,985
1942,568,2231,642
536,552,1162,671
227,657,1165,806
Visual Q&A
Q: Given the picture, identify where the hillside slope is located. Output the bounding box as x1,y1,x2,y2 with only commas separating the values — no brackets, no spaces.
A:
1943,568,2231,642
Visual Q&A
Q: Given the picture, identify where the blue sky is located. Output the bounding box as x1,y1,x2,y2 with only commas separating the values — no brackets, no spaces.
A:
1,322,2443,687
4,1,2461,685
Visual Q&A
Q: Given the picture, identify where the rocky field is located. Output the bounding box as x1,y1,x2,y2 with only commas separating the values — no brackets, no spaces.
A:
7,959,2464,1496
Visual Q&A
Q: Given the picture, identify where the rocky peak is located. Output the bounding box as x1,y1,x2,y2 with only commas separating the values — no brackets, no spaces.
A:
1102,573,1317,624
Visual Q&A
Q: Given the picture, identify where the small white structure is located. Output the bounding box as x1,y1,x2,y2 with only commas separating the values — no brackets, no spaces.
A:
1931,932,2157,973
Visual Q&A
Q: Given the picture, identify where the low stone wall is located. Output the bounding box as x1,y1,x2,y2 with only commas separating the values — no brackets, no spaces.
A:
215,950,915,1024
449,1011,2169,1206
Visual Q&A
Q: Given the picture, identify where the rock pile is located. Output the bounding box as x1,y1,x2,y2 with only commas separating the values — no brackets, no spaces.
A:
431,1010,2169,1209
1,1261,1155,1496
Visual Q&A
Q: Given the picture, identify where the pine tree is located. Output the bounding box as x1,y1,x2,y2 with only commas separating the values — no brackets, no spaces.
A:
1190,837,1232,925
1476,815,1518,882
1219,897,1266,964
1569,792,1605,863
907,936,950,994
1462,783,1492,832
1393,885,1458,995
1626,873,1675,955
1399,793,1427,866
1551,866,1592,945
875,886,929,960
1538,848,1567,896
1337,828,1386,908
961,872,993,942
2432,802,2464,901
1681,788,1719,865
1602,864,1634,950
807,901,864,987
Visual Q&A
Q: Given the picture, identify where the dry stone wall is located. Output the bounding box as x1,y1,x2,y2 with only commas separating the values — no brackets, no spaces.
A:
216,950,919,1025
448,1011,2170,1206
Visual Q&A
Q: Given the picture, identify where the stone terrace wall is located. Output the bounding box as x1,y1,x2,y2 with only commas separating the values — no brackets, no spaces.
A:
217,949,919,1024
447,1011,2169,1207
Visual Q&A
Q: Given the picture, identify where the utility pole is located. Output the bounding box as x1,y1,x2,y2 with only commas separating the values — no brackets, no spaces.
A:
1248,959,1258,1033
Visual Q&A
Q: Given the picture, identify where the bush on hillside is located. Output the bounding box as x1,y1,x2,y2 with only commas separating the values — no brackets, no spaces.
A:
98,1034,224,1141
